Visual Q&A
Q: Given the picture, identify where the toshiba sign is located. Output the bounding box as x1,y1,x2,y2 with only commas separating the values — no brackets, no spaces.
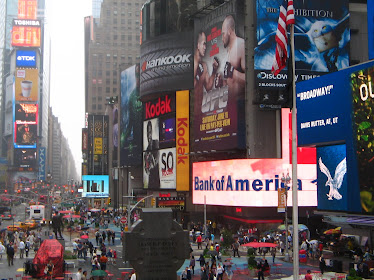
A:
143,94,176,120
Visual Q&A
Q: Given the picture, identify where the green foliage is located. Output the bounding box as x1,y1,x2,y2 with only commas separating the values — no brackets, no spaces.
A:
220,229,234,249
203,248,209,258
63,250,77,260
247,247,255,256
247,247,257,269
347,268,362,280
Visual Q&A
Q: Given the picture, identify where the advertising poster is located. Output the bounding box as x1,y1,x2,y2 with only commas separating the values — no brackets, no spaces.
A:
12,19,41,48
15,68,39,102
352,65,374,213
176,90,190,192
15,104,38,124
159,148,177,189
18,0,37,19
368,0,374,60
120,64,142,166
14,123,37,148
159,116,176,149
254,0,350,105
16,50,37,68
82,175,109,198
140,32,193,96
193,0,246,152
317,144,348,211
193,109,317,207
14,149,36,169
143,118,160,189
4,75,14,137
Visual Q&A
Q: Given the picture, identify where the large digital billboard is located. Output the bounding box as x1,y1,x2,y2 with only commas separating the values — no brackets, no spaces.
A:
82,175,109,198
14,149,37,169
140,32,193,96
16,50,37,68
193,0,245,152
254,0,349,105
18,0,37,19
369,0,374,60
120,64,142,166
15,104,38,124
193,109,317,207
15,68,39,102
143,118,160,189
11,19,41,47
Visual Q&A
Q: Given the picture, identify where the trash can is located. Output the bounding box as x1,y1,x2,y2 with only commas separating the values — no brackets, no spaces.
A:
299,249,307,263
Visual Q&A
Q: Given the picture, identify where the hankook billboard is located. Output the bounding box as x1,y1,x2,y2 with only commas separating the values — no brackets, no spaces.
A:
193,0,246,152
140,32,193,96
254,0,350,106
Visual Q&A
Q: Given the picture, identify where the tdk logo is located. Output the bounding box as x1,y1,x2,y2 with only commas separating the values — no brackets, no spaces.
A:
16,50,36,67
17,55,35,61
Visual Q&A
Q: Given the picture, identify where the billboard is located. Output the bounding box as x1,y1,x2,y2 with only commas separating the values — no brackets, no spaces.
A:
18,0,37,19
193,0,246,152
254,0,350,105
159,148,176,189
193,109,317,206
15,104,38,124
10,171,37,184
16,50,37,68
38,147,46,181
14,123,37,148
4,75,14,137
140,32,193,96
15,68,39,102
369,0,374,60
143,118,160,189
14,149,37,169
176,90,189,191
11,19,41,47
159,116,176,148
143,94,176,120
82,175,109,198
317,144,350,211
120,64,142,166
156,196,186,210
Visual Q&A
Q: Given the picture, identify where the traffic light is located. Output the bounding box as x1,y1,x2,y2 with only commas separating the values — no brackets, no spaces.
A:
4,189,7,193
151,198,156,206
108,197,111,205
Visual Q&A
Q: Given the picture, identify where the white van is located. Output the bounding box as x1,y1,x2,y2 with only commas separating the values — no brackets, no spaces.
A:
30,205,45,220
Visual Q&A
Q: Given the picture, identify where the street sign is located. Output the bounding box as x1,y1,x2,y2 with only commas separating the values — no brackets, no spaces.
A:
120,216,127,224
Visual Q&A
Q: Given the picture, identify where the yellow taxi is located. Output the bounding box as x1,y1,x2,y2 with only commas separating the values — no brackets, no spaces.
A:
7,221,39,231
25,219,40,229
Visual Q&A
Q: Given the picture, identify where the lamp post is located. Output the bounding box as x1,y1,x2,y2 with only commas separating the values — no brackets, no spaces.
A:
281,172,291,261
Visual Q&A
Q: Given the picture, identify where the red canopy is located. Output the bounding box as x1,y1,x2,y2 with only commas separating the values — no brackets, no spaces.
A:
33,239,64,278
242,242,277,248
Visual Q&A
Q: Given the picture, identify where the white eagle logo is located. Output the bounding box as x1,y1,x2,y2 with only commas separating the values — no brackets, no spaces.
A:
319,157,347,200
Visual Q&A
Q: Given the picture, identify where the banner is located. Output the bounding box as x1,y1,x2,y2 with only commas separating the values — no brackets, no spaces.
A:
176,90,189,191
277,188,286,213
140,32,193,96
159,148,176,189
120,64,142,166
193,0,245,152
38,147,46,181
94,138,103,154
15,68,39,102
254,0,350,106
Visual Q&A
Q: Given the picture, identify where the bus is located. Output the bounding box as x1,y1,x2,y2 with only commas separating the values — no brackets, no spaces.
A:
30,205,45,220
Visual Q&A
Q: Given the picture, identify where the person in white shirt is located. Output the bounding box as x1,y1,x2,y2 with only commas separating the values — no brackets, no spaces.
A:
76,267,82,280
0,242,5,259
18,240,25,259
130,270,136,280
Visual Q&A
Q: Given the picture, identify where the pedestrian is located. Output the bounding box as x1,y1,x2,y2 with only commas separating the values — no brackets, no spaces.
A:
82,271,88,280
0,241,5,259
130,269,137,280
6,242,15,266
112,231,115,245
45,260,54,280
319,254,326,274
95,231,100,246
257,260,265,280
25,241,30,258
225,266,233,280
197,234,202,250
19,239,25,259
113,249,117,265
305,270,313,280
72,240,78,256
77,241,83,259
102,230,106,243
100,253,108,271
232,240,240,257
198,254,206,267
190,256,195,274
216,263,224,280
181,267,188,280
200,266,208,280
271,247,276,263
76,267,83,280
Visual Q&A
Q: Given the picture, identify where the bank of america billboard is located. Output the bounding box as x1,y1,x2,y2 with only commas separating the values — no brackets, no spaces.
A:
254,0,349,105
140,32,193,96
297,60,374,213
193,0,246,152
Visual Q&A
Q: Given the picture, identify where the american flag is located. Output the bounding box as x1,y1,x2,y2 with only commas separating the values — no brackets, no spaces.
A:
271,0,295,75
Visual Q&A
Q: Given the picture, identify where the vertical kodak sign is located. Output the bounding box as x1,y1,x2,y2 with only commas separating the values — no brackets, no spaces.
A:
176,90,189,191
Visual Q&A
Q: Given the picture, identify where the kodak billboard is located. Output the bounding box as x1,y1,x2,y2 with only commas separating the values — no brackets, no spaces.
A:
176,90,189,191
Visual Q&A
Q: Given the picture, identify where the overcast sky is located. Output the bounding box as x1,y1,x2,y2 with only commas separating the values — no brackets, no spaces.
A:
47,0,92,178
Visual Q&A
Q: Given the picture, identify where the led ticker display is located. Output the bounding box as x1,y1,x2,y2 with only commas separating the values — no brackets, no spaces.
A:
12,19,41,48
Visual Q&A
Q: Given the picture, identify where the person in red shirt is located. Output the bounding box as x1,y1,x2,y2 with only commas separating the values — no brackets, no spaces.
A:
318,242,324,257
305,270,313,280
196,235,202,250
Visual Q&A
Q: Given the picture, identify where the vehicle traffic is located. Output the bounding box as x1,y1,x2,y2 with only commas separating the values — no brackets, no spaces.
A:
29,205,45,220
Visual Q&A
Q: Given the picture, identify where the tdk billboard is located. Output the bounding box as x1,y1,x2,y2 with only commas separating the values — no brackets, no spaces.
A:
296,60,374,213
16,50,36,67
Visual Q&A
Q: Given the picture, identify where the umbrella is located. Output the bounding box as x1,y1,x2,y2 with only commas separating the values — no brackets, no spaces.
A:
81,226,90,231
207,250,218,256
323,227,342,235
242,242,277,248
80,235,89,239
59,210,73,214
223,261,233,266
90,208,101,212
277,224,308,232
91,270,108,277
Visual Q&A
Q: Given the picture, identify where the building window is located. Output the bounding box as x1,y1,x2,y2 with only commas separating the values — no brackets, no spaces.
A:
98,104,102,110
106,79,110,85
121,34,125,40
128,35,132,40
92,104,97,110
106,87,110,93
98,87,102,94
98,96,102,101
92,97,96,102
113,35,118,40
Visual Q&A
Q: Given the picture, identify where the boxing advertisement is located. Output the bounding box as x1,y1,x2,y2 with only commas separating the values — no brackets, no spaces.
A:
193,0,246,152
254,0,350,106
140,32,193,96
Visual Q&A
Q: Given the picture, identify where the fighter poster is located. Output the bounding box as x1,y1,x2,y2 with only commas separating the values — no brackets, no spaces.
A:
254,0,350,105
120,64,142,166
143,118,160,189
193,0,246,152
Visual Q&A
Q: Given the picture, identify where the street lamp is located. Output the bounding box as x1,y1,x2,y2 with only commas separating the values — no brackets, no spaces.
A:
281,171,291,261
